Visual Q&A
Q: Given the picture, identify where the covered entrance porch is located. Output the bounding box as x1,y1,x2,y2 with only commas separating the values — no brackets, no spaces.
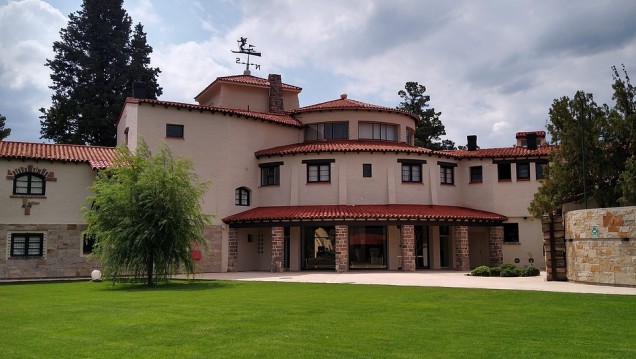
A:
222,204,507,272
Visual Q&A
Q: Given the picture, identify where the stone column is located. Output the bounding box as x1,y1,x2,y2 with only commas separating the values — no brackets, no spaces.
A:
335,225,349,272
271,226,284,272
454,226,470,271
489,226,504,267
227,227,238,272
401,225,416,271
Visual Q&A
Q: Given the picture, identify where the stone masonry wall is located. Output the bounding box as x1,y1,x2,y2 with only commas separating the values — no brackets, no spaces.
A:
400,225,415,271
335,225,348,272
0,224,99,279
565,207,636,286
454,226,470,271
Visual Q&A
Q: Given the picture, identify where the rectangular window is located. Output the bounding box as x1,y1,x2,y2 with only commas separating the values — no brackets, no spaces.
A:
498,163,512,181
402,164,422,182
259,162,282,186
303,159,335,183
304,122,348,141
363,164,372,178
470,166,483,183
166,124,184,138
358,123,398,141
536,161,547,180
83,233,96,255
10,233,44,257
503,223,520,243
406,128,414,145
438,162,456,185
516,162,530,181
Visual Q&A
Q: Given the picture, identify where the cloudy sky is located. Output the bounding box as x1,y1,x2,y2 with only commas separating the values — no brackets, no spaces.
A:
1,0,635,148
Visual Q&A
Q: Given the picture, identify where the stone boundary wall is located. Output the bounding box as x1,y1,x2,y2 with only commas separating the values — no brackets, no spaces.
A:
565,207,636,287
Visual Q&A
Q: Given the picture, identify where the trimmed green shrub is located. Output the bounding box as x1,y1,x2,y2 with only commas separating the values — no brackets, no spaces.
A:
489,266,501,277
470,266,491,276
522,266,541,277
499,263,521,277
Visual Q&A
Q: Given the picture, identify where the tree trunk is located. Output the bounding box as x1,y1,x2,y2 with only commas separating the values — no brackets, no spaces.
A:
146,253,153,286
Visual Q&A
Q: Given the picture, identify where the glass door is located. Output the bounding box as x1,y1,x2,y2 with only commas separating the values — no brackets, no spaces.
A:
415,226,430,269
439,226,451,268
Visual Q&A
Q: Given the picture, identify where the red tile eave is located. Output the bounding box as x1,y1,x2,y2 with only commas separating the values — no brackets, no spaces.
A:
440,145,558,160
223,204,507,225
255,140,435,158
0,141,116,170
124,98,303,128
291,98,419,122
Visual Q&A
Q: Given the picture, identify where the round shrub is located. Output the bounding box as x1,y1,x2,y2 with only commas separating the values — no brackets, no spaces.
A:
489,266,501,277
499,263,521,277
522,266,541,277
470,266,491,276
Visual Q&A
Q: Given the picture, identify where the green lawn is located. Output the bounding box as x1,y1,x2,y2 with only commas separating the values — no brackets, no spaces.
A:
1,280,634,358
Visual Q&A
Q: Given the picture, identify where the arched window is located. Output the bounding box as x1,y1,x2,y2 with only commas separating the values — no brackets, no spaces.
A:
13,173,45,195
235,187,250,206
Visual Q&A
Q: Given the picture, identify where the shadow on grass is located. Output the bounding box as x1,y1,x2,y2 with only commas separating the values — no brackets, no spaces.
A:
99,279,236,292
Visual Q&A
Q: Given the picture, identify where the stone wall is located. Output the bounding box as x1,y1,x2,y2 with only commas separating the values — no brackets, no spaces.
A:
0,224,99,279
564,207,636,287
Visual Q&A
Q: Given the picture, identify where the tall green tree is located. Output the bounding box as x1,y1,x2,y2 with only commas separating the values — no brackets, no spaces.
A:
0,114,10,140
85,141,212,285
40,0,162,147
529,66,636,216
397,82,454,150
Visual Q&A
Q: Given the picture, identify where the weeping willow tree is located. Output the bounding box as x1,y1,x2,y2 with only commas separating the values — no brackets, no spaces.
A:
85,140,212,285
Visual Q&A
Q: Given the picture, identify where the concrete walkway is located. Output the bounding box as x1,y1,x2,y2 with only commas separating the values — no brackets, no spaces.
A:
186,271,636,295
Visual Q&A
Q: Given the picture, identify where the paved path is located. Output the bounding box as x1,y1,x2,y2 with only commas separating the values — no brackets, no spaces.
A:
186,271,636,295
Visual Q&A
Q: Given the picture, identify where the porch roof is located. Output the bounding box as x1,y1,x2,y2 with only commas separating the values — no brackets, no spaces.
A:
222,204,507,226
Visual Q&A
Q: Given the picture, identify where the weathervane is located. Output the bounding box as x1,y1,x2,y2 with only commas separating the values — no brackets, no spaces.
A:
232,37,261,74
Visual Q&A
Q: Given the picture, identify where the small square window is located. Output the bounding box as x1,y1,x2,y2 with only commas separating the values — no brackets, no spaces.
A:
260,166,280,186
440,166,454,185
363,164,372,178
498,163,512,181
536,161,547,180
470,166,483,183
166,124,184,138
402,164,422,182
503,223,519,243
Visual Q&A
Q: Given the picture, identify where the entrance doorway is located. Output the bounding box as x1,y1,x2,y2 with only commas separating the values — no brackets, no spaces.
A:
415,226,430,269
301,226,336,270
439,225,451,268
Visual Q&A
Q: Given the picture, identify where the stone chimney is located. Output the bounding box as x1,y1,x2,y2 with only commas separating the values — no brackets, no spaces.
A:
132,81,147,99
526,133,538,150
268,74,284,113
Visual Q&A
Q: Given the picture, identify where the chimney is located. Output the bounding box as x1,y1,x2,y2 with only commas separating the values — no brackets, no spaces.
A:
467,135,478,151
268,74,284,114
132,81,147,99
526,133,538,150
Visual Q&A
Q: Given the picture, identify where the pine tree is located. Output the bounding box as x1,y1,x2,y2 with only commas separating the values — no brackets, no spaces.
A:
0,113,11,140
40,0,162,146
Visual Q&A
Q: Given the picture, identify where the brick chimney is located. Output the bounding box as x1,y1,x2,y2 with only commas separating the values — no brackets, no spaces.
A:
467,135,478,151
268,74,284,113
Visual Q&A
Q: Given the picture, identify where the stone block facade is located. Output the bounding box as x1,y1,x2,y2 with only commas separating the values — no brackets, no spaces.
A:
454,226,469,271
400,225,415,271
565,207,636,286
271,226,284,272
488,226,504,266
0,224,98,279
335,225,348,272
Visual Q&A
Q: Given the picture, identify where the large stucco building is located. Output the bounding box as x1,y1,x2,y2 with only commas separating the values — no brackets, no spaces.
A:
1,72,555,279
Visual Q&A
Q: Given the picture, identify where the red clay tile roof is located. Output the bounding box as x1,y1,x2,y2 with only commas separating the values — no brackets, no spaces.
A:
291,95,418,121
0,141,116,170
125,98,303,128
223,204,507,225
255,140,435,158
441,145,557,159
516,131,546,138
194,74,302,100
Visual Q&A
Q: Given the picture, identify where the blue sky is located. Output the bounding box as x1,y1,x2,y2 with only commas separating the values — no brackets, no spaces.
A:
1,0,635,148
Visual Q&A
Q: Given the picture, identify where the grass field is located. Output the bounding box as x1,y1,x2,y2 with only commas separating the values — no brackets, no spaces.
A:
1,279,634,358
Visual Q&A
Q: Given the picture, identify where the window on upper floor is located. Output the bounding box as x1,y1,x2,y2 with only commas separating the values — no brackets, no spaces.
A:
406,128,414,145
260,162,282,186
303,159,335,183
516,162,530,181
13,173,45,195
304,122,348,141
363,163,372,178
498,163,512,181
10,233,44,257
235,187,251,206
398,159,426,183
470,166,483,183
503,223,519,243
358,123,398,141
166,124,184,138
438,162,457,185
